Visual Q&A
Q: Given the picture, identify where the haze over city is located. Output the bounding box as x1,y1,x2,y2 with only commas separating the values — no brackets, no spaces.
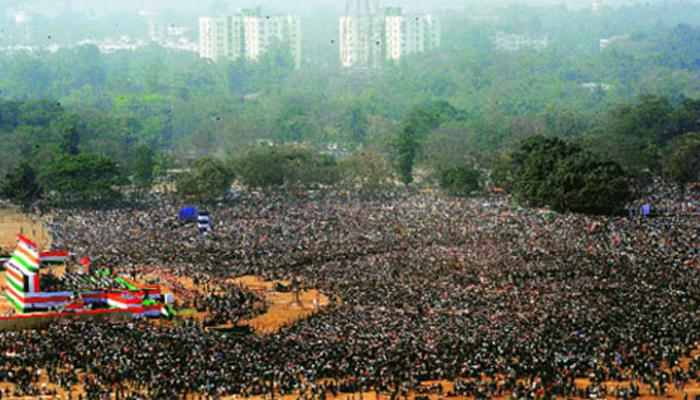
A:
0,0,698,399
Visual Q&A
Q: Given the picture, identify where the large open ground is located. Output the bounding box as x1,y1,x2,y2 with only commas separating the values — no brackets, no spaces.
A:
0,192,698,399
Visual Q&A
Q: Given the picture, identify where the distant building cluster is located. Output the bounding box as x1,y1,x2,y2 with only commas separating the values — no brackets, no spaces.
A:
340,3,440,69
197,2,440,70
198,7,302,69
339,14,385,69
579,82,614,93
492,32,549,52
138,10,198,52
599,34,630,50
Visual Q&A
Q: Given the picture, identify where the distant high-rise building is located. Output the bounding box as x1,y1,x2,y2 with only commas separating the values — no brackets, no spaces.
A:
340,2,440,70
199,8,301,69
339,15,384,69
384,8,440,62
139,10,163,42
340,0,383,70
199,16,239,61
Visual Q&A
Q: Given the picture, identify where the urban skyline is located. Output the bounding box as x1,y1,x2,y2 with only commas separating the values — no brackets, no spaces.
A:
198,3,441,70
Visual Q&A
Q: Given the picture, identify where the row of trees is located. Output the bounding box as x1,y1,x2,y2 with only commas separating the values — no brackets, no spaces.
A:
3,17,700,160
176,144,395,203
1,92,698,214
1,153,124,209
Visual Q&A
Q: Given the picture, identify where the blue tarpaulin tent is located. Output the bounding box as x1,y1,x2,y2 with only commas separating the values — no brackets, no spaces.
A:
179,207,197,222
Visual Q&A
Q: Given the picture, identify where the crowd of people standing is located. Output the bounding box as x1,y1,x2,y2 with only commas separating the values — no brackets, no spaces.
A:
0,183,697,399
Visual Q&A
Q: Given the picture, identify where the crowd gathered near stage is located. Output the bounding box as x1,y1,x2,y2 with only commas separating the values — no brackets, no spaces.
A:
0,180,698,399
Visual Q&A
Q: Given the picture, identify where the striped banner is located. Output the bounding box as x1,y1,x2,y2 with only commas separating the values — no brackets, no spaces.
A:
5,286,71,311
5,235,41,299
5,269,25,293
107,292,143,309
10,253,39,275
39,251,69,265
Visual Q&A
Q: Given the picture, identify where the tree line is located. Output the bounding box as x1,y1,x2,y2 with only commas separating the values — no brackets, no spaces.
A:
1,94,698,215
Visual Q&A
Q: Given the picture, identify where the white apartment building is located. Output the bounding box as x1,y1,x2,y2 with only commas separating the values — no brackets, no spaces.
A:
199,16,231,61
340,7,440,69
492,32,549,52
139,10,163,42
340,15,384,69
199,9,301,69
384,9,440,62
242,14,301,68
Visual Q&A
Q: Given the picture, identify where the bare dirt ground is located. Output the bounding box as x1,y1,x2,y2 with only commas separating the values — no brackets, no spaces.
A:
226,275,330,333
0,207,51,253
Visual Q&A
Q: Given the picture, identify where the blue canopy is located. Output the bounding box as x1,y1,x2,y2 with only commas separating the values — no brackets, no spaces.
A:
179,206,197,222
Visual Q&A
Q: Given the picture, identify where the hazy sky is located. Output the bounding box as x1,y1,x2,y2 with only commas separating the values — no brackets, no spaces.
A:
7,0,641,17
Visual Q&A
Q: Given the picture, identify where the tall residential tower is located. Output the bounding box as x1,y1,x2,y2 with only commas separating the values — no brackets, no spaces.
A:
199,8,301,69
384,7,440,62
340,2,440,70
340,0,384,69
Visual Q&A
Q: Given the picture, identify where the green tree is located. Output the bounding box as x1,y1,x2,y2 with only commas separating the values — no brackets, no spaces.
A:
233,145,285,189
0,162,42,210
233,143,338,191
665,132,700,191
0,100,21,130
421,122,479,173
341,103,370,145
437,165,481,197
37,153,123,206
672,98,700,133
281,144,339,191
54,114,84,155
274,98,318,143
71,45,107,89
177,157,235,203
549,155,632,214
606,94,677,172
396,100,463,185
17,100,64,127
338,148,394,191
130,144,156,193
9,56,51,99
497,135,632,214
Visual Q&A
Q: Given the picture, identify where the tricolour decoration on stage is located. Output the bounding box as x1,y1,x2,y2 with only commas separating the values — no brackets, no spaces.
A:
3,234,174,319
4,235,72,312
39,251,70,265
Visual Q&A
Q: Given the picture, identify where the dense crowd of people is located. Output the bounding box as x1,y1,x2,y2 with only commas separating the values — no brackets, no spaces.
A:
0,183,698,398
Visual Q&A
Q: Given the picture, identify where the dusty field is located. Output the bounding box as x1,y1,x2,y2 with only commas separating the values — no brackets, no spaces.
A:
229,275,330,334
0,207,51,253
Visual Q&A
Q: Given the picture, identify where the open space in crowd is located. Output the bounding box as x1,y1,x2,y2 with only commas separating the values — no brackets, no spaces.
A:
0,182,697,399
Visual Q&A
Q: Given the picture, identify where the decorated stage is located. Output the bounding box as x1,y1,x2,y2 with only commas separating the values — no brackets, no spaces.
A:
2,234,174,327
